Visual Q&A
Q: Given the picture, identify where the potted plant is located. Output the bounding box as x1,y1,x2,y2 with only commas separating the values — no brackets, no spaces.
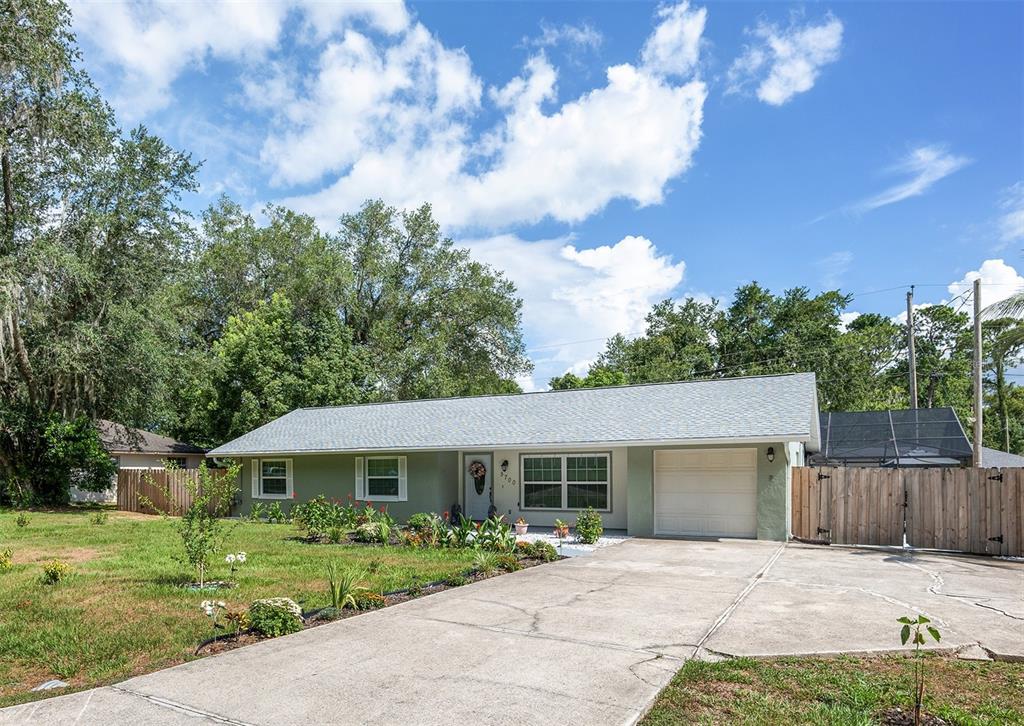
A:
553,518,570,540
514,517,529,535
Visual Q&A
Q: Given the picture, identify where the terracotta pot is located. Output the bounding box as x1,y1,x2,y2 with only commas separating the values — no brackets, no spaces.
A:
515,523,529,535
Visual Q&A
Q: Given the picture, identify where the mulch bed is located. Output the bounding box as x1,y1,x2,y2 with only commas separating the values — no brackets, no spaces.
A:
878,707,950,726
194,555,557,657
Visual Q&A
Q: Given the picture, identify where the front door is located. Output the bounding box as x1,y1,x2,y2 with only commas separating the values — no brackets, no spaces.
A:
463,453,492,520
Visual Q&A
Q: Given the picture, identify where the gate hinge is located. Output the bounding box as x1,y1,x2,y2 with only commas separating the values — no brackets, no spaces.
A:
817,472,831,480
817,527,831,535
988,534,1004,544
988,473,1004,482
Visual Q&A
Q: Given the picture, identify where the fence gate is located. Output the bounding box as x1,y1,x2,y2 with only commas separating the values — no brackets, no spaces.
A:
792,466,1024,557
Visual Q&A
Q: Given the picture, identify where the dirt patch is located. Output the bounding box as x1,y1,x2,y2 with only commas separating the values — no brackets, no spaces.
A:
14,547,103,565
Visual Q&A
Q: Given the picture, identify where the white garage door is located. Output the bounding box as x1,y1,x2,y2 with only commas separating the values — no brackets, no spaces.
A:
654,448,757,538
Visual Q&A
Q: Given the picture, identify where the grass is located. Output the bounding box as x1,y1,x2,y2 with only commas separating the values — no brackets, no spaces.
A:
0,507,477,708
641,654,1024,725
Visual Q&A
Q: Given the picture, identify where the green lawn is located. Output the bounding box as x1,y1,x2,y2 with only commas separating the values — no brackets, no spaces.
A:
0,508,477,708
641,655,1024,725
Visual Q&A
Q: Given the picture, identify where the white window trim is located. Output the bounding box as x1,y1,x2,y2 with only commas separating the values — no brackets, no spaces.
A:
519,453,611,512
252,458,293,500
359,455,408,502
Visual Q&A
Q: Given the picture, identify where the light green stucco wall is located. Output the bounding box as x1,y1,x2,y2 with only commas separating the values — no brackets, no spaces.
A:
236,452,459,522
626,442,789,541
234,442,791,540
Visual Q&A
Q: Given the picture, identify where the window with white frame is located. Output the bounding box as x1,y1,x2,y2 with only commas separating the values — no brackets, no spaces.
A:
252,459,292,499
355,456,407,502
521,454,610,510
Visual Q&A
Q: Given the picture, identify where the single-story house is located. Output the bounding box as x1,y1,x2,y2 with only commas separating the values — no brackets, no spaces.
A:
209,372,820,541
99,420,208,470
71,421,208,503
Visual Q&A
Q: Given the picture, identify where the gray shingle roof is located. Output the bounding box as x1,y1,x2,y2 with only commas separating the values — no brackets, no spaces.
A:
99,420,207,455
208,372,820,456
980,446,1024,468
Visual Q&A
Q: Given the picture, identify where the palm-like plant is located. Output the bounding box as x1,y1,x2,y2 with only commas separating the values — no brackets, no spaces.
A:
326,563,365,609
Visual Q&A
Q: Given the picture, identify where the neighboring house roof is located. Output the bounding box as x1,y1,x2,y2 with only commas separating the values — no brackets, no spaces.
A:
208,372,820,456
980,446,1024,468
810,408,973,466
98,420,207,456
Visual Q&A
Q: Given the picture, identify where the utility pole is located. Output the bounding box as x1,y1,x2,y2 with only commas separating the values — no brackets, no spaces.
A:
906,287,918,409
973,278,983,467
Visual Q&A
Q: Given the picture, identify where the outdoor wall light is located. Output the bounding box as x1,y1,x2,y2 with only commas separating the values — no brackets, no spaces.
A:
501,459,509,473
766,447,775,463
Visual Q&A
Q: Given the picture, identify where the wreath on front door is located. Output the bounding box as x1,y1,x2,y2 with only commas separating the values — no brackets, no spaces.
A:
469,460,487,495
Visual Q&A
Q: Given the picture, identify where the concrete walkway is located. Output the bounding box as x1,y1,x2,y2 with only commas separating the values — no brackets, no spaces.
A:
3,539,1021,725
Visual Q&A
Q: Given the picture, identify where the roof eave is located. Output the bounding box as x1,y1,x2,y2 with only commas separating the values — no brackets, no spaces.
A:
208,432,814,458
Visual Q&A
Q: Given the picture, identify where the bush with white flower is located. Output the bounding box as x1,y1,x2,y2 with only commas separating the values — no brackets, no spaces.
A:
225,551,247,577
200,599,227,636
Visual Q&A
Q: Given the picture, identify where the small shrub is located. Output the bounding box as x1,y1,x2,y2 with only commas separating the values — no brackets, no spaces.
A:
15,512,30,528
265,502,288,524
529,540,559,562
354,521,385,544
515,540,532,555
444,574,469,587
0,548,12,572
406,512,434,532
326,562,364,609
496,553,521,572
327,527,346,544
89,510,109,525
353,590,386,610
247,502,266,522
292,495,351,539
41,559,71,585
473,550,500,574
248,597,303,637
477,514,516,553
575,507,603,544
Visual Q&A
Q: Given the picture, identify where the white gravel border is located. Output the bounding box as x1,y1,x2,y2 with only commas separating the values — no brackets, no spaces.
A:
515,530,630,557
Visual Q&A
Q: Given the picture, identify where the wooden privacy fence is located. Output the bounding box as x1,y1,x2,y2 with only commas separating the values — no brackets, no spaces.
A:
117,468,228,515
792,466,1024,557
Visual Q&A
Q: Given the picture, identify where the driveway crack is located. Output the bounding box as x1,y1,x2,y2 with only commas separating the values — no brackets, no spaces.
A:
109,685,257,725
694,543,786,657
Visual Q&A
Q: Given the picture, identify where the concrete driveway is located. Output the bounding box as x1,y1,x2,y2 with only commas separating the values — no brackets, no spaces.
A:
3,539,1021,726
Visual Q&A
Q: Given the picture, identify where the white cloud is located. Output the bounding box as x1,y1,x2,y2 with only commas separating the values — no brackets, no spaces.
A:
273,2,708,230
727,13,843,106
998,182,1024,244
526,21,603,51
854,144,970,213
640,1,707,77
947,259,1024,319
815,250,853,289
71,0,409,119
464,233,686,389
839,311,861,331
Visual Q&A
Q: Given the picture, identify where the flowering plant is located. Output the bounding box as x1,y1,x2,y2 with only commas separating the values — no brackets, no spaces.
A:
514,517,528,525
469,461,487,479
225,552,247,577
201,599,227,639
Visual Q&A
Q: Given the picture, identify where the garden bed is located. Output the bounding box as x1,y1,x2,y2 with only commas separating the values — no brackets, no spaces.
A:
194,554,557,657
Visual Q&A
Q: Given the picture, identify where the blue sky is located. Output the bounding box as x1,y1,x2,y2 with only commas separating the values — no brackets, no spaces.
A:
69,1,1024,388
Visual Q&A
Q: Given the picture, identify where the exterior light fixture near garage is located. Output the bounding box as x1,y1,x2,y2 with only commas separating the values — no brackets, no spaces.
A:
766,447,775,463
